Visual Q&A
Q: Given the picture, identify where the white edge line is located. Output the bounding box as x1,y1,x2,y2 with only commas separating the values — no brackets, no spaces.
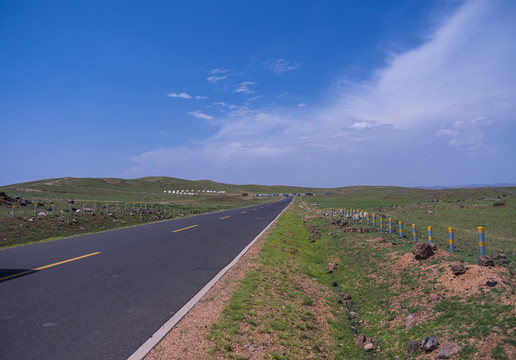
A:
127,197,293,360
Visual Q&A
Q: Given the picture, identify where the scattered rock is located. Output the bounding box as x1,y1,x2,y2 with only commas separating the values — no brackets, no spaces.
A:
38,212,46,217
430,243,438,251
412,242,434,260
486,280,497,287
438,342,460,359
450,262,466,275
338,293,352,306
407,340,422,354
363,342,375,352
376,237,386,243
355,334,366,348
478,255,494,267
405,313,417,328
331,281,338,287
422,335,439,352
326,262,338,273
493,253,507,260
437,343,460,359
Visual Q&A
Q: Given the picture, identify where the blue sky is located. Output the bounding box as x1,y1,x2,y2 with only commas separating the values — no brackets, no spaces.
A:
1,0,515,187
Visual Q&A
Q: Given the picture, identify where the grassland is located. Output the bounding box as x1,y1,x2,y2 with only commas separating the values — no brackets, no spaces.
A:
206,188,515,359
1,178,514,358
0,176,309,248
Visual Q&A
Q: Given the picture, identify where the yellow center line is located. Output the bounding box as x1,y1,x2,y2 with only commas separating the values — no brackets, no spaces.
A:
241,211,247,214
172,224,199,232
219,215,231,220
0,252,101,282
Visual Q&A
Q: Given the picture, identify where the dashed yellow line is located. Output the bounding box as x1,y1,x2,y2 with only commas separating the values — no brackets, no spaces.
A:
0,252,101,282
219,215,231,220
172,224,199,232
241,211,247,214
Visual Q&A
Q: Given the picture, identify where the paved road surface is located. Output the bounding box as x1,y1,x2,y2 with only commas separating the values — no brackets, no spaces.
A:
0,196,292,359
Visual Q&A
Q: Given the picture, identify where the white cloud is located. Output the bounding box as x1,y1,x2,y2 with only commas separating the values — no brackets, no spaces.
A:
167,92,192,99
235,81,256,95
132,0,516,185
207,75,227,83
195,95,207,100
187,111,213,120
264,59,303,76
340,0,516,131
297,103,307,108
349,122,372,130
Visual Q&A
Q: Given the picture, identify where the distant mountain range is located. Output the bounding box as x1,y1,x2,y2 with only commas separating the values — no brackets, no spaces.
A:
414,183,516,190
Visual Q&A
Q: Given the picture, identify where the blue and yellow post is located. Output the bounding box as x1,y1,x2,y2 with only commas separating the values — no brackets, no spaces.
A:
399,221,403,238
380,217,384,232
478,226,486,256
83,203,86,214
412,224,417,242
115,203,118,212
93,203,97,215
12,204,16,219
427,226,433,244
34,204,38,217
52,203,56,216
69,202,72,215
448,227,455,252
372,213,376,229
389,218,393,234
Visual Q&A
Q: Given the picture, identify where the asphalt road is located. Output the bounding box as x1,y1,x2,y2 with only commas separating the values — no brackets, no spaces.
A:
0,196,292,360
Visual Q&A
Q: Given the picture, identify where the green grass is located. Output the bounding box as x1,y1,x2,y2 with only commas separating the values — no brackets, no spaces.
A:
207,194,515,359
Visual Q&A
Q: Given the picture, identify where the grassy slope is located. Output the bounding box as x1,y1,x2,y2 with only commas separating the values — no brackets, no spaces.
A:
208,192,515,359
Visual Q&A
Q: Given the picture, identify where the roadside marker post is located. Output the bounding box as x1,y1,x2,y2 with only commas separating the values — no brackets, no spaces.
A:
125,203,127,211
380,217,384,232
93,203,97,215
478,226,486,256
107,204,110,213
367,214,370,225
69,202,72,215
83,203,86,214
34,204,37,217
448,227,455,252
52,203,55,217
389,218,393,234
428,226,433,244
116,204,118,212
372,214,376,229
12,204,16,219
412,224,417,242
399,221,403,238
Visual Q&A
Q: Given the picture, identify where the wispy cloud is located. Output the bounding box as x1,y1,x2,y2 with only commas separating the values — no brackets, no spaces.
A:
167,92,192,99
133,0,516,185
264,59,303,76
187,111,213,120
207,75,227,83
235,81,256,95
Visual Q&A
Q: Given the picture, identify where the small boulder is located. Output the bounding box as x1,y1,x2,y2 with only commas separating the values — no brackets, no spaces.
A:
478,255,494,267
407,340,421,354
437,342,460,359
486,280,497,287
450,262,466,275
331,281,338,287
422,335,439,352
405,313,417,328
355,334,366,348
412,242,434,260
326,262,338,273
